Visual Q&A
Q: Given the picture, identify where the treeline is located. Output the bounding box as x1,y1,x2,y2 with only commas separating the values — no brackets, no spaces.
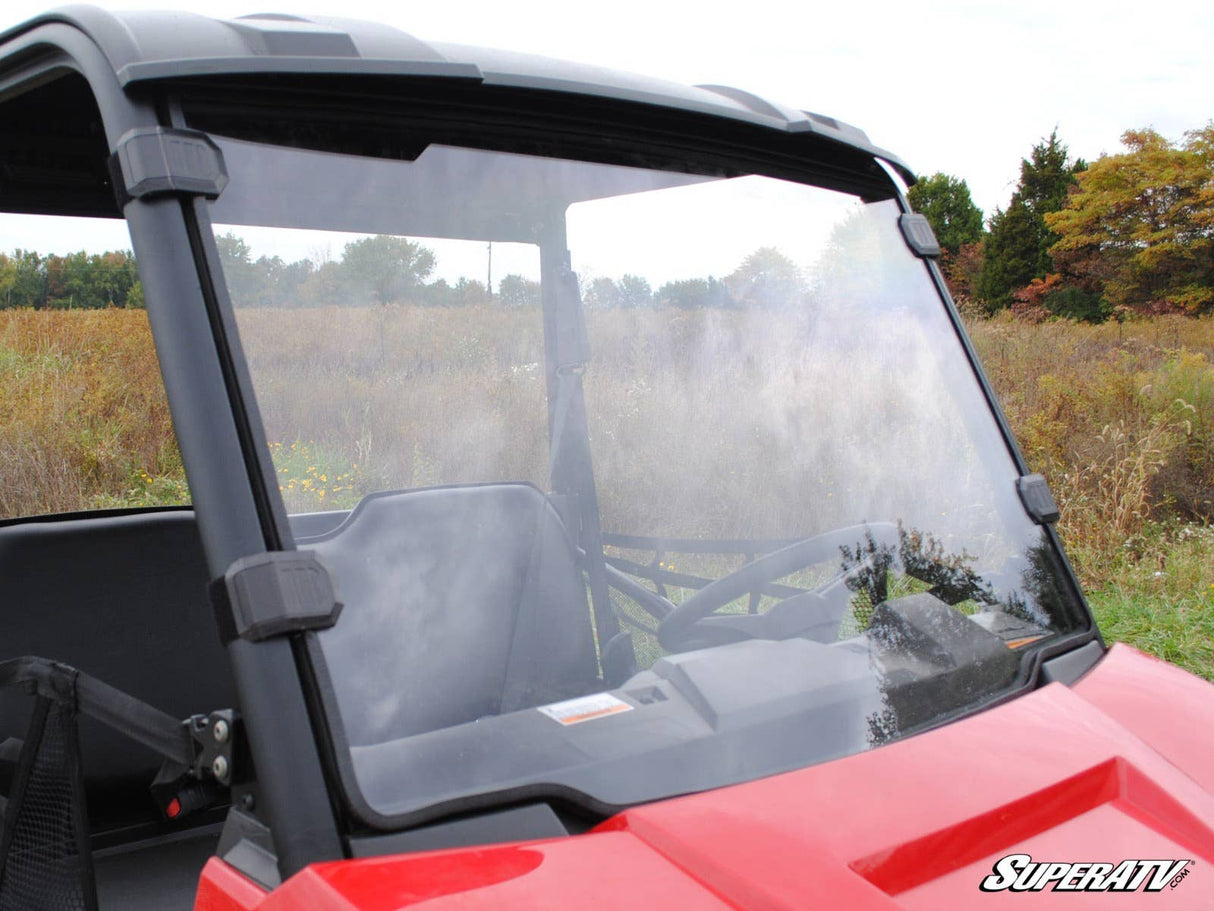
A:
0,227,809,313
909,123,1214,321
586,247,802,310
217,233,529,309
0,249,142,310
217,233,806,311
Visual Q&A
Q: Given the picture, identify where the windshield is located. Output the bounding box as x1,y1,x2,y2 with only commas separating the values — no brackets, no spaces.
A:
205,133,1087,826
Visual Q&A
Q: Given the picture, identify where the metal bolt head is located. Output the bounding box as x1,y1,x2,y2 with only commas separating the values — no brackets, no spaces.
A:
212,718,230,744
211,755,230,781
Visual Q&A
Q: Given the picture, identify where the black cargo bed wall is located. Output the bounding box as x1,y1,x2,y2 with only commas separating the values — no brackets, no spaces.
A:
0,510,232,837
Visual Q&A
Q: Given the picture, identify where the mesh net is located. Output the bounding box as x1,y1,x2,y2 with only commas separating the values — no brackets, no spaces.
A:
0,698,95,911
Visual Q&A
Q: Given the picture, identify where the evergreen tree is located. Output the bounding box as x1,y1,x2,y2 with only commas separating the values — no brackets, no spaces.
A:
979,131,1085,309
979,201,1039,310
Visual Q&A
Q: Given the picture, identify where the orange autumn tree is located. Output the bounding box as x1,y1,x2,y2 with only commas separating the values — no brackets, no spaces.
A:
1047,125,1214,315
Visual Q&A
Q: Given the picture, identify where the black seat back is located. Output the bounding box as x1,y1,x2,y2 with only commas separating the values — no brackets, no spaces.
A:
305,484,599,747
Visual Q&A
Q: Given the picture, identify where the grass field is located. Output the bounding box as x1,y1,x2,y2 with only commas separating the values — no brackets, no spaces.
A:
1,306,1210,678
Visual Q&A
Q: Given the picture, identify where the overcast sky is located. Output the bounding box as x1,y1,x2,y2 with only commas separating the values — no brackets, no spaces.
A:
1,0,1210,222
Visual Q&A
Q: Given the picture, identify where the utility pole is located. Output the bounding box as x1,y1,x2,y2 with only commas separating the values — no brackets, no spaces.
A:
486,242,492,300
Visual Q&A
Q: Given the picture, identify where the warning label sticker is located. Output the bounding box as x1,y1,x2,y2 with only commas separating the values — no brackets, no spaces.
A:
538,693,634,726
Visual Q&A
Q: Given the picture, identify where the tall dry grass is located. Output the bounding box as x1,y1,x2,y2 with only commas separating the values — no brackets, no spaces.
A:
967,313,1214,577
0,308,182,517
233,303,1008,543
5,307,1212,543
234,304,551,513
2,306,1210,552
3,305,1210,675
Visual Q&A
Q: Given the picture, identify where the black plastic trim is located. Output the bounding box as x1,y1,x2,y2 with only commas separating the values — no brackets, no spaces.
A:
109,126,228,207
216,808,280,891
215,552,343,643
0,504,192,530
899,212,941,258
348,803,568,858
1017,473,1061,526
1039,640,1105,686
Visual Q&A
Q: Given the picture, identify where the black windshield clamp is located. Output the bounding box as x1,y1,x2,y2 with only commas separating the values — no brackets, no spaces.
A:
213,551,343,643
108,127,229,208
899,213,941,258
1017,473,1061,525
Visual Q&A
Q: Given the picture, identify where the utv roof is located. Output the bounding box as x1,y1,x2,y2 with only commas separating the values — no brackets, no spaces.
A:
0,5,913,182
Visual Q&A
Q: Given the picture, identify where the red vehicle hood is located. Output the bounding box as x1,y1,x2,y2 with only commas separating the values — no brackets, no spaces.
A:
199,644,1214,909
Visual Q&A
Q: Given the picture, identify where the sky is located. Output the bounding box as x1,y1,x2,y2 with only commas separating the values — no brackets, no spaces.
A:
0,0,1211,264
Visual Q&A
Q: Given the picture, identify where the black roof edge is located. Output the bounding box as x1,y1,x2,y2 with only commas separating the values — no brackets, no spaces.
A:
0,5,915,186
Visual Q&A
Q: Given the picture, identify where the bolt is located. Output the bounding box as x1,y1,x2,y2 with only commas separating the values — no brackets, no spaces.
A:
211,755,229,781
212,719,230,744
240,792,256,812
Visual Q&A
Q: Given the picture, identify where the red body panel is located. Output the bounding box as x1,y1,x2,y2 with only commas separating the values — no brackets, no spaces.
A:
198,644,1214,909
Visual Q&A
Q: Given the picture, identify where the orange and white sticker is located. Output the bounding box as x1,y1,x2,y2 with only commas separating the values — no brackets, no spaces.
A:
1006,634,1048,649
538,693,633,726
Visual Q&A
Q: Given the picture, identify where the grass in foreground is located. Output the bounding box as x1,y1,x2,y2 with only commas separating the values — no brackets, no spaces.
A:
1074,523,1214,681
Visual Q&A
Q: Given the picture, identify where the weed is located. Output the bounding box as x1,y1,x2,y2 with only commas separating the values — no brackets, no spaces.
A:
269,440,363,513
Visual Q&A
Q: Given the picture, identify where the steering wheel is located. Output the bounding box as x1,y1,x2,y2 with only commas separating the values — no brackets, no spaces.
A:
656,522,900,651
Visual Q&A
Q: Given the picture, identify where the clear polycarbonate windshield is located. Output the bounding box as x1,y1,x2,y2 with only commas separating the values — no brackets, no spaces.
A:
205,133,1086,825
